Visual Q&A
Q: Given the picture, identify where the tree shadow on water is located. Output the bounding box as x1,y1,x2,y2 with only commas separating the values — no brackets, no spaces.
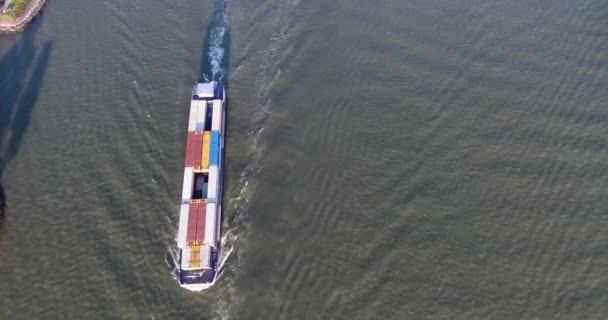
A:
0,17,52,235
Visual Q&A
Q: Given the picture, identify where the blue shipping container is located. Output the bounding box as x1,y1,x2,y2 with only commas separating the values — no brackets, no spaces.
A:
211,131,220,147
209,131,220,166
209,145,219,166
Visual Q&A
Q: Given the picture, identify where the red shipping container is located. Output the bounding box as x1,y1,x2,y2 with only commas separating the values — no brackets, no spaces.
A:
193,133,204,169
195,202,207,244
184,132,197,167
186,202,199,245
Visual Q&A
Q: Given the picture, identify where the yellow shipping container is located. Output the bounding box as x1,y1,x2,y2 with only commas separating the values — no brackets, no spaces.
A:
201,131,211,170
190,245,201,269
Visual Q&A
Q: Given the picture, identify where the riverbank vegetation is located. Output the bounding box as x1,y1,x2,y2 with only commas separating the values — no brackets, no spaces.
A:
0,0,46,33
1,0,31,19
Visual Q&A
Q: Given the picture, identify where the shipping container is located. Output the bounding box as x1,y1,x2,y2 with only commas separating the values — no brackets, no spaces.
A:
200,245,212,268
186,201,199,245
211,131,220,146
188,101,198,131
216,205,221,247
207,166,219,202
205,202,217,246
184,132,197,167
209,146,219,166
193,133,204,170
190,245,201,269
195,201,207,244
209,132,220,166
202,131,211,170
181,247,192,269
181,168,194,203
177,204,190,247
211,100,223,133
196,101,207,131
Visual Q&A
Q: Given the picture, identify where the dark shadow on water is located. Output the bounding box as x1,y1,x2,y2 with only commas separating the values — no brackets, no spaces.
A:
0,16,52,234
198,0,231,89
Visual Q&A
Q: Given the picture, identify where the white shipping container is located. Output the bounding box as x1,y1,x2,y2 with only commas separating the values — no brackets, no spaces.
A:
196,101,207,131
205,202,217,246
177,204,190,248
207,166,219,202
181,247,193,269
211,99,223,133
216,205,222,247
200,245,212,268
188,101,198,131
181,167,194,203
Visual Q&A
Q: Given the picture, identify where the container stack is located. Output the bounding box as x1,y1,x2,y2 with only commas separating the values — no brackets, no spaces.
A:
178,97,223,271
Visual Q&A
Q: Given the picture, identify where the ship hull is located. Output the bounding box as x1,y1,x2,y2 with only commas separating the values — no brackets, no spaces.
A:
176,81,226,290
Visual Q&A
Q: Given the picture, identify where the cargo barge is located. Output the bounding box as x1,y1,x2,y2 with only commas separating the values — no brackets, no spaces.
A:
176,81,225,290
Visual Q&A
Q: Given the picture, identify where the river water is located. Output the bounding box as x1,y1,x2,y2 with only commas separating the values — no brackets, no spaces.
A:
1,0,608,319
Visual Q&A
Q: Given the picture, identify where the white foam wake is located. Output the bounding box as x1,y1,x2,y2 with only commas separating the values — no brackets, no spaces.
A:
217,242,234,275
209,0,228,80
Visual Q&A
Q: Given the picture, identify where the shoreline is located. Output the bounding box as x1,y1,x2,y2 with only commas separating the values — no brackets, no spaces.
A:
0,0,47,34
